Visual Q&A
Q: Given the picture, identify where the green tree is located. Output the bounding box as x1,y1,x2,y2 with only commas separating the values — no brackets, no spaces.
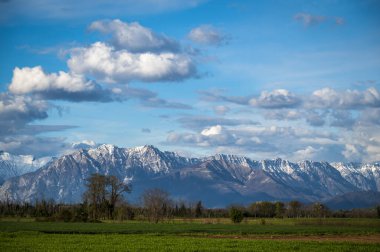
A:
275,201,285,218
229,207,244,223
195,201,203,218
312,202,328,218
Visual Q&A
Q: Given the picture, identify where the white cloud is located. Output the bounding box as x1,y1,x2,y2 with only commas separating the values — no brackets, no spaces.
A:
250,89,300,108
293,146,321,160
309,87,380,109
9,66,112,102
10,66,91,93
72,140,97,149
188,25,226,45
89,19,179,52
201,125,222,136
342,144,365,162
263,109,301,121
0,93,49,136
68,42,196,83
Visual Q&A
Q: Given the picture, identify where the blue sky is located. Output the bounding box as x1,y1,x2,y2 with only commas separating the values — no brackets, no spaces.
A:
1,0,380,162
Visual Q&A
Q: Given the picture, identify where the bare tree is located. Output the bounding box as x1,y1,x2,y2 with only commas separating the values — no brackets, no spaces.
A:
84,174,131,220
106,175,131,219
142,188,172,223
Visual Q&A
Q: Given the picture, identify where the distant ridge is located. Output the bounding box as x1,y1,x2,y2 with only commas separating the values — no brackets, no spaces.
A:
0,144,379,207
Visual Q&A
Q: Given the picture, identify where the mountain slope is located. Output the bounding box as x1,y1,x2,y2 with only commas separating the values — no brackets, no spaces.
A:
0,144,379,206
0,151,50,185
324,191,380,210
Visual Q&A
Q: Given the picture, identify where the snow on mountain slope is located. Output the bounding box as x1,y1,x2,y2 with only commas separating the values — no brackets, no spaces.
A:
0,144,379,206
0,151,50,184
331,162,380,191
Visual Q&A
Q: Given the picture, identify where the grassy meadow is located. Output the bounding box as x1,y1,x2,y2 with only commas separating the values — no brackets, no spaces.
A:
1,218,379,251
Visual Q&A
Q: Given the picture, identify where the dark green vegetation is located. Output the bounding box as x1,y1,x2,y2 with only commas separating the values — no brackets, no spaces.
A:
1,218,379,235
1,218,380,251
229,207,244,223
2,232,379,252
2,175,379,223
1,175,380,250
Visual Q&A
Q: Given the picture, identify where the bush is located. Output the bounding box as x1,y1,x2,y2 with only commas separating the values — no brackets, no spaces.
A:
57,209,73,222
229,207,244,223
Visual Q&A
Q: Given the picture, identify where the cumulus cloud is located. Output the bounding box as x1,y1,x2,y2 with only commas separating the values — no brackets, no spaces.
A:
68,42,197,83
183,87,380,161
294,13,326,26
188,25,227,45
250,89,301,109
263,109,301,121
0,93,49,136
309,87,380,109
7,65,192,109
9,66,115,102
201,87,380,111
201,125,222,136
293,146,321,160
89,19,179,52
167,125,270,151
360,108,380,126
165,123,350,161
342,144,366,162
0,135,71,158
0,92,78,157
329,110,355,129
72,140,97,150
305,110,326,127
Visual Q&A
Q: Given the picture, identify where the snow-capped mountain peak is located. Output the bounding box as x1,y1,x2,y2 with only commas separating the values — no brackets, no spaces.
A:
0,145,379,206
0,151,51,184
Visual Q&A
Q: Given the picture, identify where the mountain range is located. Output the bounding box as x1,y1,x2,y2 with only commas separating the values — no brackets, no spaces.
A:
0,144,379,208
0,151,50,185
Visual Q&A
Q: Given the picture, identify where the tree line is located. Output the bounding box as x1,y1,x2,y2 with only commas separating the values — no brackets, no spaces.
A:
0,174,379,222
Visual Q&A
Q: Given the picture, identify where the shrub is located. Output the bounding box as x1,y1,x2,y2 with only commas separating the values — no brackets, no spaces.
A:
229,207,244,223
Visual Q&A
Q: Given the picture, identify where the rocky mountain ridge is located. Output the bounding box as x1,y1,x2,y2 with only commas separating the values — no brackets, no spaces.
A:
0,144,379,207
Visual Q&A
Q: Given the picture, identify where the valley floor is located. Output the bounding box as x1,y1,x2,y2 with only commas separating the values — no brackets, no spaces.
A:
1,218,379,251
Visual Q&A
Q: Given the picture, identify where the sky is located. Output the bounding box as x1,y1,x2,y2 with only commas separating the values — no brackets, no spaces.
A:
0,0,380,162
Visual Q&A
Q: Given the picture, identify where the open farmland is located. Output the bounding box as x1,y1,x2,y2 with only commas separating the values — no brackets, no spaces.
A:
1,218,379,251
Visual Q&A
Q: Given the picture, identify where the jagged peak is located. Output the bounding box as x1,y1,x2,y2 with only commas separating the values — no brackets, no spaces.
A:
97,143,118,150
127,145,163,156
261,158,287,165
129,144,158,152
207,153,249,163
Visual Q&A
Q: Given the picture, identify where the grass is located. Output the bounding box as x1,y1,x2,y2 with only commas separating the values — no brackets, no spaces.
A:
1,232,380,251
1,218,379,251
1,218,379,235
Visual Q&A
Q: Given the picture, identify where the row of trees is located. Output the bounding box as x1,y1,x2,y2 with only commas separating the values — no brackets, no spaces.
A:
1,174,379,222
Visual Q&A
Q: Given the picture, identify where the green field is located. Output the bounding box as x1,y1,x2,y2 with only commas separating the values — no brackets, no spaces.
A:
1,218,380,251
